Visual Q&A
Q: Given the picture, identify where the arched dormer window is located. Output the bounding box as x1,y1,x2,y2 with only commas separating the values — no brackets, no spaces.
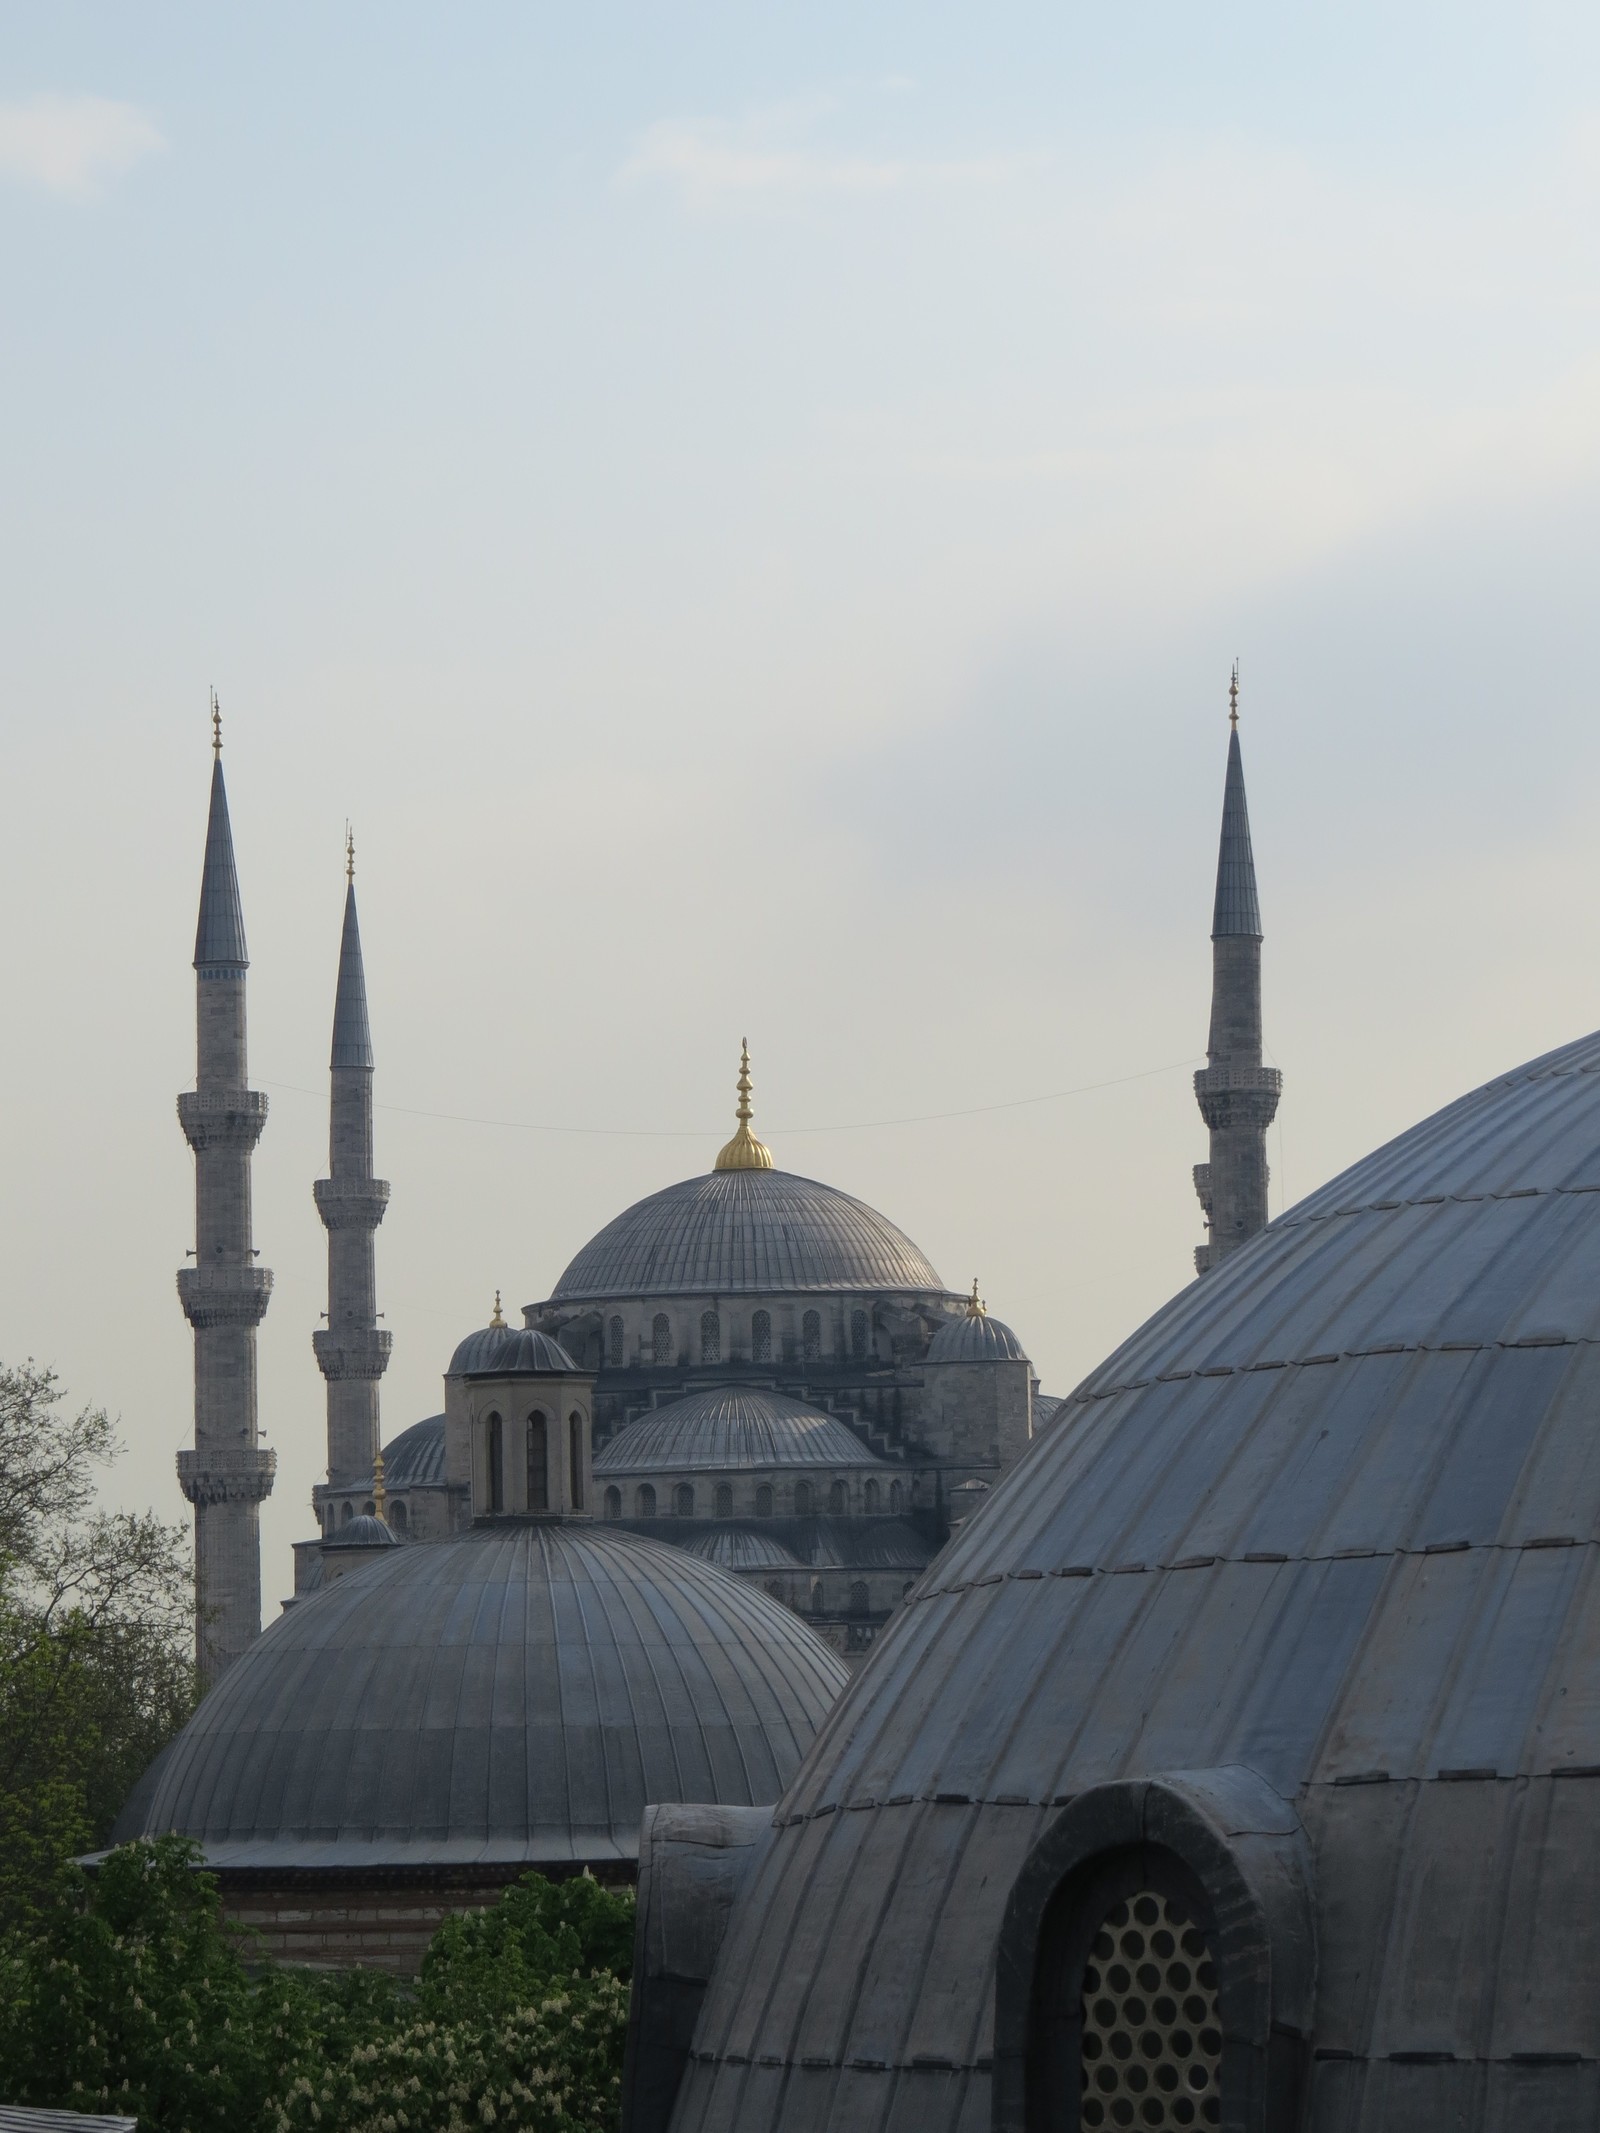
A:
674,1482,694,1517
802,1310,822,1364
714,1482,733,1518
486,1412,504,1514
751,1309,772,1363
526,1411,548,1513
700,1310,721,1364
863,1479,879,1513
850,1308,869,1359
607,1315,624,1367
652,1313,672,1365
603,1485,621,1520
636,1482,656,1517
829,1479,847,1515
755,1482,773,1517
569,1411,586,1511
794,1480,813,1516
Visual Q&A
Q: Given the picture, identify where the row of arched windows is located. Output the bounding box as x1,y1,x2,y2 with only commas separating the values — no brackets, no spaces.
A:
601,1476,905,1520
483,1408,586,1515
600,1306,872,1368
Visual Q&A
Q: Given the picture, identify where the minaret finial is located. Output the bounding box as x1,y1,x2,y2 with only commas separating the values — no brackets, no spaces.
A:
1229,661,1239,731
371,1445,387,1524
714,1038,775,1171
345,823,355,884
211,687,222,755
490,1289,506,1328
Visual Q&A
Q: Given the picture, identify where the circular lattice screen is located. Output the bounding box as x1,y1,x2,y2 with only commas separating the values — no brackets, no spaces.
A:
1078,1889,1221,2130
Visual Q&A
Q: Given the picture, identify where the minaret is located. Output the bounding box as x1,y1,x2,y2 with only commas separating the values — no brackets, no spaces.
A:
1193,667,1281,1273
176,698,276,1688
311,831,392,1511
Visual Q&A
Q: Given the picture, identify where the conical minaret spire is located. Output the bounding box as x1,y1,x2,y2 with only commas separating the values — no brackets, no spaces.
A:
1193,668,1281,1274
313,833,392,1512
176,698,276,1689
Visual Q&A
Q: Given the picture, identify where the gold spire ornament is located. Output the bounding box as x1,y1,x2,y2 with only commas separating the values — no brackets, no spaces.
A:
489,1289,506,1328
211,687,222,754
714,1039,775,1172
345,823,355,883
1229,661,1240,730
965,1278,987,1319
371,1446,387,1524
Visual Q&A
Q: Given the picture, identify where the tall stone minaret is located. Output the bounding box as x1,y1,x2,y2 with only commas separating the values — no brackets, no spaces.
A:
176,699,276,1688
311,833,391,1514
1193,668,1281,1274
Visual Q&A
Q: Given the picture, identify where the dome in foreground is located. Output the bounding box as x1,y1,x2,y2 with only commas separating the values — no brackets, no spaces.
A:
661,1027,1600,2133
116,1522,846,1868
594,1385,890,1473
548,1167,947,1301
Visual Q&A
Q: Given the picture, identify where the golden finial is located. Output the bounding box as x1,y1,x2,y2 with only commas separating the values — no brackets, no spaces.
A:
371,1445,387,1523
210,687,222,755
1228,661,1239,731
489,1289,506,1328
965,1277,987,1319
714,1038,775,1172
345,823,355,884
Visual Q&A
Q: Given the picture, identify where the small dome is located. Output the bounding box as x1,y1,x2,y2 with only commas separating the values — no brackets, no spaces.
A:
380,1415,446,1488
549,1169,947,1301
594,1386,890,1473
685,1528,805,1571
115,1523,847,1869
926,1310,1028,1364
325,1514,399,1549
447,1323,577,1377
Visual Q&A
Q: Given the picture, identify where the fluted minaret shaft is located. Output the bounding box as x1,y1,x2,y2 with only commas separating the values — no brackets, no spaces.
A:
176,744,275,1689
312,875,391,1499
1193,712,1281,1275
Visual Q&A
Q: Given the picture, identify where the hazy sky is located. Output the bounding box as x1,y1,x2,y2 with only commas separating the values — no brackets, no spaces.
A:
4,3,1600,1605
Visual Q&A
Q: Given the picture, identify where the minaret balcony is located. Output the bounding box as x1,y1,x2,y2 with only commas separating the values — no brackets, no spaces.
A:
176,1444,277,1506
178,1088,269,1152
1192,1163,1214,1218
177,1265,274,1328
1194,1063,1282,1133
313,1177,392,1230
312,1326,394,1381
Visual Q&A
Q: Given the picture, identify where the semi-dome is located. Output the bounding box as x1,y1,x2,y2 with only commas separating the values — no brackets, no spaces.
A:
594,1385,890,1473
659,1025,1600,2133
684,1528,805,1571
549,1168,947,1301
115,1522,846,1868
925,1306,1029,1363
380,1413,446,1487
447,1321,577,1377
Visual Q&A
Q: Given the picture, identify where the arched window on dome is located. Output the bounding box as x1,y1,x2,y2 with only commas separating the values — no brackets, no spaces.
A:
487,1412,504,1515
850,1309,869,1359
755,1483,773,1518
714,1482,733,1518
674,1482,695,1517
794,1480,813,1516
569,1412,586,1511
700,1310,721,1364
848,1580,869,1615
607,1315,624,1368
810,1580,825,1614
603,1485,621,1520
652,1313,673,1365
890,1480,904,1514
863,1479,880,1514
526,1411,548,1513
751,1309,772,1363
388,1498,408,1535
635,1482,656,1517
829,1479,848,1515
802,1310,822,1364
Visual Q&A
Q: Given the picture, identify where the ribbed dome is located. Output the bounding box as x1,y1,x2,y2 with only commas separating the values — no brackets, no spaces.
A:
925,1310,1028,1363
325,1514,398,1549
381,1415,446,1487
548,1168,946,1301
446,1323,577,1377
593,1386,889,1473
685,1528,805,1571
115,1523,846,1869
668,1026,1600,2133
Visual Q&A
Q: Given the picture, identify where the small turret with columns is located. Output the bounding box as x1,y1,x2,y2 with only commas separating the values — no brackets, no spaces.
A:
312,829,392,1518
176,698,276,1688
1193,666,1281,1273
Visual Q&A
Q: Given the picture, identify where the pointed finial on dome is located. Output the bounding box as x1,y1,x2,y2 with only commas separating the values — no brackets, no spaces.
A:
1229,660,1239,730
714,1039,775,1172
489,1289,506,1328
211,686,222,754
345,822,355,884
965,1277,987,1319
371,1444,387,1524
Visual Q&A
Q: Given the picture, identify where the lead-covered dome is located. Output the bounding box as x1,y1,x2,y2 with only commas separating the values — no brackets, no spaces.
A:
925,1309,1028,1363
115,1522,846,1868
548,1168,947,1301
447,1323,577,1376
667,1026,1600,2133
594,1386,889,1472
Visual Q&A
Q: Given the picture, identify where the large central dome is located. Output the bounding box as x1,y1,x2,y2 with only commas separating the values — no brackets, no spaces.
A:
548,1167,947,1301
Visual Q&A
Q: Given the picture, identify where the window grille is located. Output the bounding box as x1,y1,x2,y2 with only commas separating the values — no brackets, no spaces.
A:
850,1309,869,1359
863,1480,879,1513
701,1310,721,1364
1078,1891,1221,2130
802,1309,822,1363
848,1580,870,1615
829,1479,847,1514
755,1483,773,1517
526,1411,548,1512
751,1309,772,1363
715,1482,733,1518
652,1313,673,1365
636,1482,656,1517
794,1480,813,1516
569,1412,585,1511
810,1580,824,1614
603,1485,621,1519
388,1498,408,1534
890,1481,904,1513
675,1482,695,1517
607,1315,624,1367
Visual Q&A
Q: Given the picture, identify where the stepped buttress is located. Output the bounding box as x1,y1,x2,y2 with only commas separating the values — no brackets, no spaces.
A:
177,745,274,1689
